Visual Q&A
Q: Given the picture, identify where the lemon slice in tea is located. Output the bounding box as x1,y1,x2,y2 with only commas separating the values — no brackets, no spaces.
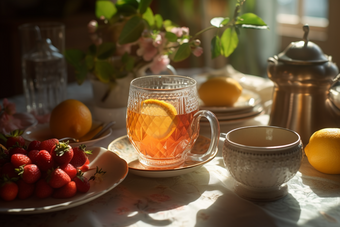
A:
141,99,177,140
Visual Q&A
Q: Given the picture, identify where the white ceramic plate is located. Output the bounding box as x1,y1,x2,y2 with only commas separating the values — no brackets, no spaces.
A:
199,89,261,113
0,147,128,214
23,122,112,147
108,135,218,178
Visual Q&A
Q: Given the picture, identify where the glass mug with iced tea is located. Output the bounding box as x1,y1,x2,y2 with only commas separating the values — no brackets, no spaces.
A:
126,75,220,168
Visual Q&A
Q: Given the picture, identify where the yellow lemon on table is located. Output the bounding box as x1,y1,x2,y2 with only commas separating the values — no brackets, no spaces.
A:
198,76,242,106
50,99,92,139
140,99,177,140
305,128,340,174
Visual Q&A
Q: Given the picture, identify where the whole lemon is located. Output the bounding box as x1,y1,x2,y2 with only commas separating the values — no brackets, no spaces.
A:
50,99,92,139
198,76,242,106
305,128,340,174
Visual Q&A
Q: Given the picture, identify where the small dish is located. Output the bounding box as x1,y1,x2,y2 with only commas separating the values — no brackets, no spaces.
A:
23,121,112,147
199,89,261,113
0,147,128,214
108,135,218,178
200,105,264,126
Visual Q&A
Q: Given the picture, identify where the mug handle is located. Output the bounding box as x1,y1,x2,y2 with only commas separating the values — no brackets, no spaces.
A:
187,110,220,161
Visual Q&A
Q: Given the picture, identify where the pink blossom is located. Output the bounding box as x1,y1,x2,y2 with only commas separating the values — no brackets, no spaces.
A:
153,33,166,47
149,55,170,74
171,27,189,37
87,20,98,33
0,115,23,135
0,99,23,134
192,46,203,57
2,99,16,116
136,37,158,61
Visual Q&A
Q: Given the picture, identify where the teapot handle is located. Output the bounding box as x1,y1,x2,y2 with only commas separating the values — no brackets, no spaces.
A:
330,74,340,88
268,56,278,64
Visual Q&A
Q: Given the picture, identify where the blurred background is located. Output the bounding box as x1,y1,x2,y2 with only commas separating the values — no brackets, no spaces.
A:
1,0,338,99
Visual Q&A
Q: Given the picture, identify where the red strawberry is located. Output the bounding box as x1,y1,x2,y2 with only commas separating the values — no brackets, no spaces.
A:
39,138,59,153
61,163,77,179
35,150,54,172
5,130,25,149
8,147,27,156
35,178,53,199
70,144,92,168
0,179,18,201
17,179,35,199
78,157,90,172
1,162,18,179
73,171,90,193
0,145,9,166
52,181,77,199
27,150,40,164
27,140,41,152
50,142,73,165
48,168,71,188
16,164,41,184
11,153,32,168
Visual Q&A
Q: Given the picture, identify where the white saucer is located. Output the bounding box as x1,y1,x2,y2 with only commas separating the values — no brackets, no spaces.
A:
108,135,218,178
0,147,128,214
199,89,261,113
23,121,112,148
200,105,264,126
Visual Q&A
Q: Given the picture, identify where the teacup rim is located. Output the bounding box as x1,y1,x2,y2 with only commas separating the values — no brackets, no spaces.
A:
130,75,197,91
224,125,301,153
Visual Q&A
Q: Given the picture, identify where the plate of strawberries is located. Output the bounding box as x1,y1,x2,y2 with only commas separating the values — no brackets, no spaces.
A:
0,131,128,214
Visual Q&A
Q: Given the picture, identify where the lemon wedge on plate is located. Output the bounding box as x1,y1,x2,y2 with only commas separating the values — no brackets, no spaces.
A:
141,99,177,140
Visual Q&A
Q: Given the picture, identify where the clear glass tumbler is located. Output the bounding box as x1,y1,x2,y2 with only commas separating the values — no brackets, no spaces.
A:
126,75,220,168
19,22,67,119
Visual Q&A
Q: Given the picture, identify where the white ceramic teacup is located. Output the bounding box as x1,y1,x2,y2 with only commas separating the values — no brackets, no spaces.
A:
222,126,303,202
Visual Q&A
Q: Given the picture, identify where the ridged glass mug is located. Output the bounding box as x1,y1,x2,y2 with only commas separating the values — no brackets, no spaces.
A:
126,75,220,168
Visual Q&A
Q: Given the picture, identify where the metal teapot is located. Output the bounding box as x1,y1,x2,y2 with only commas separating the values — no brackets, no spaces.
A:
267,25,340,145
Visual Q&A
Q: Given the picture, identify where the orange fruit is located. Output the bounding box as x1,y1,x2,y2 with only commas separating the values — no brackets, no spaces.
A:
141,99,177,140
305,128,340,174
49,99,92,139
198,76,242,106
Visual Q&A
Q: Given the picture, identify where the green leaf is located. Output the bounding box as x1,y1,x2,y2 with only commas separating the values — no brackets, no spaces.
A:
64,49,85,67
236,13,267,26
163,19,178,31
95,1,117,19
88,44,96,55
94,61,115,83
220,27,239,57
116,0,138,9
97,42,116,59
154,14,163,29
211,36,221,59
165,32,178,42
210,17,229,27
64,49,89,84
118,16,145,44
121,53,135,71
143,7,154,27
173,43,191,62
115,4,137,16
139,0,152,14
85,54,95,71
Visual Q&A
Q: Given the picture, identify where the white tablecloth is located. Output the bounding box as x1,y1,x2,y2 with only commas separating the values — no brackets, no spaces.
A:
2,68,340,227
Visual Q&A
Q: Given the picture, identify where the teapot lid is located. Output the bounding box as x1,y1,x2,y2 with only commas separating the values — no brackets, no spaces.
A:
277,25,329,64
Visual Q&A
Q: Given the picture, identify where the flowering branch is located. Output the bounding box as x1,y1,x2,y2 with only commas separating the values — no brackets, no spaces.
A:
64,0,268,86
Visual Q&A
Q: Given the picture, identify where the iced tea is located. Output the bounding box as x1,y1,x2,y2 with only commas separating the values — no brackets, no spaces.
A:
127,108,199,165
